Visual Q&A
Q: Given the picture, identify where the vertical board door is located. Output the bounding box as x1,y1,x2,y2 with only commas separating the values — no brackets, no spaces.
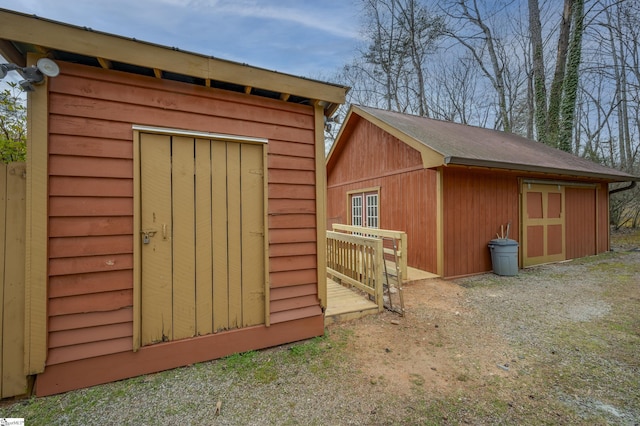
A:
140,134,265,346
522,183,565,267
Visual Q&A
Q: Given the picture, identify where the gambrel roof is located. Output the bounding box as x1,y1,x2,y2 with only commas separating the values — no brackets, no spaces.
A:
328,105,637,182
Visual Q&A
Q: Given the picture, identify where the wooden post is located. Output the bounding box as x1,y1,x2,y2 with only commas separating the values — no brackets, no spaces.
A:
373,237,384,312
2,163,27,397
25,52,48,375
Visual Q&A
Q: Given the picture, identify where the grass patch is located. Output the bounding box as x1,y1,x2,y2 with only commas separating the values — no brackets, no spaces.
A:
223,350,259,376
288,336,326,360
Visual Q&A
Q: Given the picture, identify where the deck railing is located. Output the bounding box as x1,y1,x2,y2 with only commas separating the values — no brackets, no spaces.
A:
326,231,384,311
331,224,407,279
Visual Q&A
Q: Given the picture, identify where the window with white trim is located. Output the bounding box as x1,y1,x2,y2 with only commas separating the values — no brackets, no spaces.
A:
366,193,378,228
350,190,379,229
351,195,363,227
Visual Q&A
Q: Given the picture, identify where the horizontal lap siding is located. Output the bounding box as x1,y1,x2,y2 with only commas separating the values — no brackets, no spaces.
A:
327,120,438,273
442,168,519,278
47,62,318,365
267,139,320,324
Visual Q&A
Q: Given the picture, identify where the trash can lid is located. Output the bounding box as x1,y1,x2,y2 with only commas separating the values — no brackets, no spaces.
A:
488,238,519,246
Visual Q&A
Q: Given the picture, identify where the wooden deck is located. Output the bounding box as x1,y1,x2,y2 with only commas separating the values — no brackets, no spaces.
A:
324,266,439,325
405,266,439,282
324,278,379,325
324,228,438,325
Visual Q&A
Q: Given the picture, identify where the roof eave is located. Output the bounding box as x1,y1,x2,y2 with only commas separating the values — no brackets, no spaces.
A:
0,8,348,115
444,157,638,182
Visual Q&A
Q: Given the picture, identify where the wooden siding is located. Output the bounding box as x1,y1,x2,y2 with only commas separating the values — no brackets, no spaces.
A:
46,62,321,368
0,163,28,397
328,119,424,186
597,183,610,253
327,116,615,279
25,53,49,375
442,167,520,278
327,119,438,273
36,316,323,396
565,187,597,259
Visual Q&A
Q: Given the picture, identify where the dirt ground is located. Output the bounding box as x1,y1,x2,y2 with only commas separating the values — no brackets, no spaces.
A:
333,277,511,396
3,229,639,425
325,228,640,423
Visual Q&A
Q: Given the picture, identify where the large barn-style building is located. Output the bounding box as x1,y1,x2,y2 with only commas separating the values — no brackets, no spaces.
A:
327,105,638,279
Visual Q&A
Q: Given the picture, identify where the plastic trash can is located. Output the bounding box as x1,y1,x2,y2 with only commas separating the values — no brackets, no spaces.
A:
488,239,519,276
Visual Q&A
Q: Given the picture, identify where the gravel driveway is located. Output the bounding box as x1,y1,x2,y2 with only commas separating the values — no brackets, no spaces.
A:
2,231,639,425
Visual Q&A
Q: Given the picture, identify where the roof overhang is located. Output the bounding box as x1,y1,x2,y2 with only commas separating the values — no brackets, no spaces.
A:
328,104,638,183
444,157,639,182
327,105,445,171
0,8,348,116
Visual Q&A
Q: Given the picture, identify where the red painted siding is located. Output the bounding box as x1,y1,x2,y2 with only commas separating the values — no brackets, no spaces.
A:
36,316,323,396
442,168,520,278
328,116,614,279
597,183,610,253
46,62,321,368
327,119,438,273
565,187,597,259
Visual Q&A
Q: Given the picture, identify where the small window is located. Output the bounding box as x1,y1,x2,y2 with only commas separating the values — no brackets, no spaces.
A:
366,194,378,228
351,195,363,227
349,190,379,229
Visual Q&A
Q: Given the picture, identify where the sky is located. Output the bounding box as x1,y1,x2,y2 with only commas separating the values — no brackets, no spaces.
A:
0,0,364,81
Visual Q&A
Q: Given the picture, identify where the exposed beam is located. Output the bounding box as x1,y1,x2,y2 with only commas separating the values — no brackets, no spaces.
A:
153,68,162,79
0,38,25,66
279,93,290,102
244,86,252,94
33,45,49,55
97,57,112,69
0,9,348,109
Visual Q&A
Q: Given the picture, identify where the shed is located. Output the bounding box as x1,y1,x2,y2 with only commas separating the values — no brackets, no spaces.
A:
327,105,637,279
0,8,347,396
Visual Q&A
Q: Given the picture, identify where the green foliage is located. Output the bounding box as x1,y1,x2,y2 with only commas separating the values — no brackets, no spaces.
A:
558,0,585,153
288,335,326,360
0,82,27,163
223,350,258,375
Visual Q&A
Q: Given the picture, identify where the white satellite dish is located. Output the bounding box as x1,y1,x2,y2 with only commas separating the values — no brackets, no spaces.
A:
36,58,60,78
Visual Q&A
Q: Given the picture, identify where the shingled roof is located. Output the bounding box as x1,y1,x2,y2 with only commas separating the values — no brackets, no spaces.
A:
328,105,637,182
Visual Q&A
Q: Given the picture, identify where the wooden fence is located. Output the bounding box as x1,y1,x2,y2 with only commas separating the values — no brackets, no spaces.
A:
331,224,407,280
0,162,27,398
326,231,384,311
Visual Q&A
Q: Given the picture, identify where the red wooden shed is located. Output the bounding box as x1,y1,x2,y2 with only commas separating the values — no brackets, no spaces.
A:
327,105,638,279
0,8,347,396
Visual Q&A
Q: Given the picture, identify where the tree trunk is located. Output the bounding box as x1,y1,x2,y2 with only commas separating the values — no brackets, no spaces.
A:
558,0,584,153
528,0,547,143
456,0,511,132
548,0,573,148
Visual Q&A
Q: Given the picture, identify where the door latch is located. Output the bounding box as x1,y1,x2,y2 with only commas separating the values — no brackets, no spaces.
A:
141,230,157,244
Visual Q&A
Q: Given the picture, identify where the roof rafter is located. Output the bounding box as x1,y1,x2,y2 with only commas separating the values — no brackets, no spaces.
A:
97,57,112,69
0,38,25,66
0,8,348,115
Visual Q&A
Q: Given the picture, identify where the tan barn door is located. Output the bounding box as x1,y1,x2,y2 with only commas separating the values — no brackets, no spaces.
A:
139,133,265,346
522,183,565,267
